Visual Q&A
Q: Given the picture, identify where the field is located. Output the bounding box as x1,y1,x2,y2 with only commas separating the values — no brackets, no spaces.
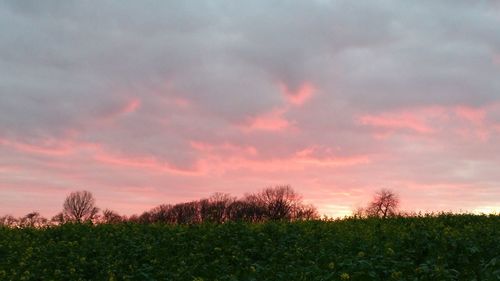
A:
0,214,499,281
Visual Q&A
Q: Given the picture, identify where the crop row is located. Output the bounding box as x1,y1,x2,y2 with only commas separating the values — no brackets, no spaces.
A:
0,214,499,280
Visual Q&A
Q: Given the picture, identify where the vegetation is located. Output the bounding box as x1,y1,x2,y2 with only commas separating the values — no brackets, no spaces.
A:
62,190,100,223
355,189,400,219
0,185,319,227
0,214,499,280
1,187,499,280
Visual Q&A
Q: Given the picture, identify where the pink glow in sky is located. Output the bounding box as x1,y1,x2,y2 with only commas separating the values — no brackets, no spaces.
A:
1,1,500,218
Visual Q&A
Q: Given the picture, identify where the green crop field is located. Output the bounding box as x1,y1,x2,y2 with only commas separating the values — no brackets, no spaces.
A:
0,214,499,281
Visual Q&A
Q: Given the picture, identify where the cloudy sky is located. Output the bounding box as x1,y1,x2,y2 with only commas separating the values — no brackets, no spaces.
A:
1,0,500,217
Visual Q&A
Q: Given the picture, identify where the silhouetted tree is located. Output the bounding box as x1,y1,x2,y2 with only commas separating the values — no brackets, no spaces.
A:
257,185,303,221
127,214,140,223
225,186,316,222
50,212,66,225
200,193,235,223
365,189,399,218
169,201,201,224
138,211,152,224
352,206,366,218
293,204,319,220
148,204,176,223
19,211,47,228
226,200,253,222
101,209,124,224
63,190,99,223
229,194,267,222
23,186,318,226
0,215,18,228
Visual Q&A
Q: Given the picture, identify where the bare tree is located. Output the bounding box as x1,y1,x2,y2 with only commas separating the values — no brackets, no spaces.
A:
0,215,18,228
19,211,47,228
365,189,399,218
236,194,267,222
200,193,235,223
170,201,201,224
127,214,140,223
101,209,124,224
147,204,176,223
138,211,152,224
226,200,264,222
293,204,319,220
76,186,319,225
352,206,366,218
225,186,316,222
50,212,66,226
63,190,99,223
257,185,302,221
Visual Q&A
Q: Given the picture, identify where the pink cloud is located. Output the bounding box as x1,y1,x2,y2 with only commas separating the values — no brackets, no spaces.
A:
190,141,258,156
279,81,315,106
358,104,499,140
173,97,191,108
450,105,492,141
294,146,371,166
190,141,371,176
358,112,434,134
121,98,141,115
0,138,79,156
93,150,200,176
3,0,500,221
97,98,142,122
242,109,291,131
454,105,486,124
3,100,500,218
0,136,199,178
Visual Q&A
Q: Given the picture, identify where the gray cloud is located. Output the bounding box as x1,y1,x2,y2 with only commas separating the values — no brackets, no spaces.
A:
1,0,500,216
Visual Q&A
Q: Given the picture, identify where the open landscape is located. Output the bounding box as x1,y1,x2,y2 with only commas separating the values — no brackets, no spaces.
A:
2,0,500,280
1,188,499,280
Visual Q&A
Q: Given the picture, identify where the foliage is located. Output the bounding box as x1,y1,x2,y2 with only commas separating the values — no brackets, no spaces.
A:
0,214,499,280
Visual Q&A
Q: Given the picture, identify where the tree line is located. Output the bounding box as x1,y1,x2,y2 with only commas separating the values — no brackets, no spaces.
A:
1,185,320,227
0,186,400,228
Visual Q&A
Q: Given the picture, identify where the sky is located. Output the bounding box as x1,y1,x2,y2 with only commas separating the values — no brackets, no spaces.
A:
1,0,500,218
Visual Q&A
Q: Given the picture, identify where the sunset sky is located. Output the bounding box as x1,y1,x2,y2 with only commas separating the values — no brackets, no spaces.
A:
1,1,500,218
